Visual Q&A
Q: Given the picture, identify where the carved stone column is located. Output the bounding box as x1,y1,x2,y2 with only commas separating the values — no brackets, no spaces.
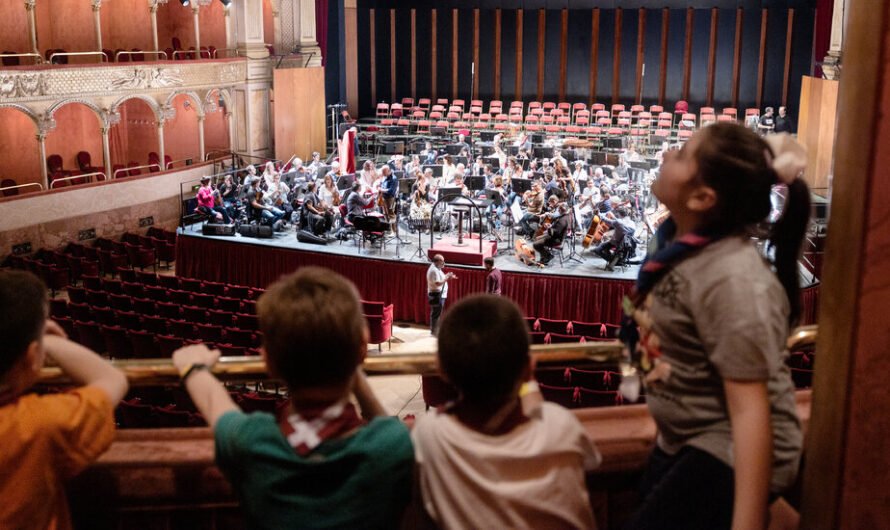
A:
197,114,206,161
149,1,160,53
92,0,104,53
24,0,38,55
36,130,49,189
271,0,281,53
822,0,847,80
156,115,168,171
296,0,322,66
233,0,269,59
100,126,113,182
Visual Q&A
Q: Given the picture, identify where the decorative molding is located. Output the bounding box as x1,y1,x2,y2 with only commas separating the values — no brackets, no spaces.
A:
164,90,205,118
0,72,48,99
45,98,108,127
109,94,163,122
0,60,248,103
109,67,184,90
0,103,39,126
24,0,36,11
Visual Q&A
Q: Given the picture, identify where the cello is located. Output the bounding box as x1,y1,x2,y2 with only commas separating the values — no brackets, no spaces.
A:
582,215,609,249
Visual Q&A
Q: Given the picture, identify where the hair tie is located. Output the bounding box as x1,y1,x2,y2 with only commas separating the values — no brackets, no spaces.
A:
765,133,807,185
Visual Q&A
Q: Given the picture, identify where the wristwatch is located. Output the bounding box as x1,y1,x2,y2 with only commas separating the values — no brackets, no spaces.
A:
179,363,210,383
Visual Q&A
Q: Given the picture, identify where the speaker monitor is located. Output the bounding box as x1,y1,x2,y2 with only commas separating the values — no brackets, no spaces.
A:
202,223,236,236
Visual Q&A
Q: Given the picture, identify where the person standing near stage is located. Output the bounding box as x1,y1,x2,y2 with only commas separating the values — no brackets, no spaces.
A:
483,257,502,295
427,254,457,336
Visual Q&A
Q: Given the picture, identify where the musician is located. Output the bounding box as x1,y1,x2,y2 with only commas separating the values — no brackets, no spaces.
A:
576,178,601,229
248,178,286,226
318,173,341,210
405,154,422,176
592,207,636,269
421,142,438,165
412,169,431,202
379,165,399,221
300,181,334,235
196,176,231,223
451,174,470,198
518,181,546,236
471,156,486,176
442,155,458,185
390,155,406,174
241,164,258,193
572,161,588,183
596,191,614,215
217,174,238,220
486,175,508,229
549,159,572,201
492,134,508,168
265,173,294,219
345,181,374,224
551,147,567,168
306,151,323,173
409,189,433,222
482,164,497,188
758,106,776,134
325,161,342,181
523,158,539,180
533,203,571,266
454,134,471,156
502,157,520,184
262,161,278,188
359,160,378,193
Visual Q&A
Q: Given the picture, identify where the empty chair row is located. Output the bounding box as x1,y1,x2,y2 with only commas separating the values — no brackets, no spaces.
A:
53,298,258,330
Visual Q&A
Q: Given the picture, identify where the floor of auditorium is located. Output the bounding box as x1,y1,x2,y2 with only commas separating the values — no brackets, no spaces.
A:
183,221,643,280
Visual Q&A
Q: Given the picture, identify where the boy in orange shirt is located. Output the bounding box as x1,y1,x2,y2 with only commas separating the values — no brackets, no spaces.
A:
0,270,129,530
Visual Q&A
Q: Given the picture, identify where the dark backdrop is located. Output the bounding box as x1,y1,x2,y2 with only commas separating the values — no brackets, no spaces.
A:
335,0,816,120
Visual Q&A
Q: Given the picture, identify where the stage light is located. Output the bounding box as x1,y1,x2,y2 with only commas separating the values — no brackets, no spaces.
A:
219,0,232,6
179,0,189,6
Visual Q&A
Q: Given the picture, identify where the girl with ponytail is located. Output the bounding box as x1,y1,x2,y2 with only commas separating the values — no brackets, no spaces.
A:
623,123,810,529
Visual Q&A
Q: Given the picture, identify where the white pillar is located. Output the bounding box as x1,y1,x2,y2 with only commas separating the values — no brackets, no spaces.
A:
24,1,38,56
822,0,847,80
101,127,112,181
224,6,233,52
233,0,269,59
36,131,48,189
149,1,160,53
297,0,322,66
193,5,201,60
197,114,206,161
92,0,103,53
157,121,166,170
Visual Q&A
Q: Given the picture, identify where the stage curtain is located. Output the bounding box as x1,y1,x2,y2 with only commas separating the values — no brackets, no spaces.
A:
176,235,819,327
316,0,328,66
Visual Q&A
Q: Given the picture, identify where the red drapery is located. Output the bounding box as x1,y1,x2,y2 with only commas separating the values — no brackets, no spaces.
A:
316,0,328,67
175,235,819,326
814,0,834,77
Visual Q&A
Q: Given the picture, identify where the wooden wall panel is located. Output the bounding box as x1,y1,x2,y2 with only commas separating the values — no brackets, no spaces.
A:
452,9,459,100
707,8,718,106
659,8,669,105
273,68,327,161
757,8,768,109
494,9,502,100
683,8,693,101
612,9,622,105
635,9,646,104
431,9,437,102
732,8,743,108
390,10,396,103
473,9,480,101
411,9,416,100
515,10,523,102
369,9,376,106
537,9,545,101
590,9,600,106
783,9,795,106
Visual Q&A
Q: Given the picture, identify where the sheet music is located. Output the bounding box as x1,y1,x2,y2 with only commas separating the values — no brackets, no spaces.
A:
510,200,524,222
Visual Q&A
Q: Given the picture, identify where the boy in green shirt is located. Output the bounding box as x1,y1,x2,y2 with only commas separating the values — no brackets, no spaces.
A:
173,268,413,530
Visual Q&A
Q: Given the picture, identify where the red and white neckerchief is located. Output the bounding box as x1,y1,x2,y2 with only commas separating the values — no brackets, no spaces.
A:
278,400,364,456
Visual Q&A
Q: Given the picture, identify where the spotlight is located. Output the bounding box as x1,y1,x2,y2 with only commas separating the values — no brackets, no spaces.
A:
179,0,189,5
219,0,232,5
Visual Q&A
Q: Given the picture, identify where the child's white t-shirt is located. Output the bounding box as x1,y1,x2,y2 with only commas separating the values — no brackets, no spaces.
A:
412,402,600,530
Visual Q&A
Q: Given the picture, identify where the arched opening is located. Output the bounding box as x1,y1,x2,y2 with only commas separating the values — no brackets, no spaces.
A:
163,94,201,168
110,98,161,177
0,108,40,194
44,103,104,188
204,89,231,159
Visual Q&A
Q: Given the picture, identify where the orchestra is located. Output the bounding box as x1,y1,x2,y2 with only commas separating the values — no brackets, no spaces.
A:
199,126,662,269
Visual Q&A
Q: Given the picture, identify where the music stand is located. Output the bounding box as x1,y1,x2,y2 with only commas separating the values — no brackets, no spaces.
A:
437,187,462,203
445,144,463,155
398,178,416,196
422,164,443,178
336,173,355,191
511,178,532,194
465,176,486,192
563,208,583,264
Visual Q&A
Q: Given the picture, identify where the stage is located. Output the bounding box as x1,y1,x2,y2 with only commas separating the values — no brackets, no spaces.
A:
175,227,820,326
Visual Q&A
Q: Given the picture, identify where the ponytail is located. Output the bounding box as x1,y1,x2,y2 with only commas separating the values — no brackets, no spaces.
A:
769,178,811,325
